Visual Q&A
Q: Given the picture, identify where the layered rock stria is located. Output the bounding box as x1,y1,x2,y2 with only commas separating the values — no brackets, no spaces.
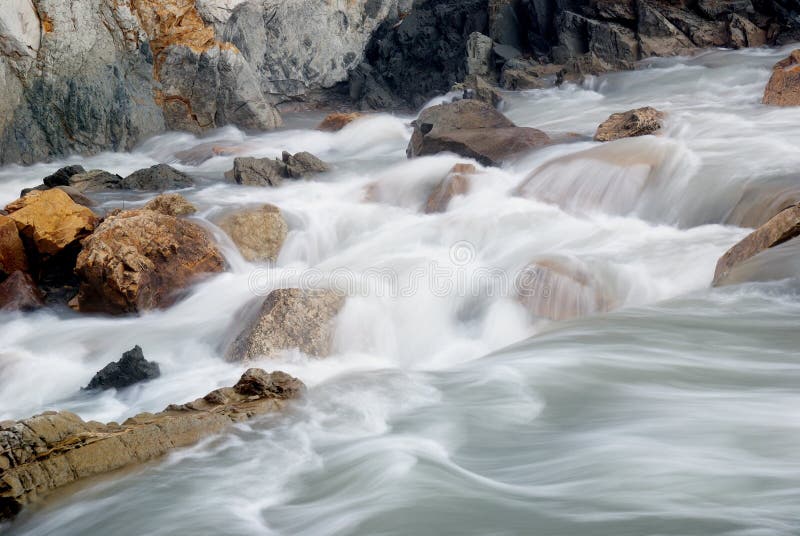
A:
0,368,305,521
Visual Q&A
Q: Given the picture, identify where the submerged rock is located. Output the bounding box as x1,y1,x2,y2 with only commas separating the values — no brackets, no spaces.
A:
143,193,197,217
763,50,800,107
0,271,44,312
84,346,160,391
713,204,800,286
121,165,194,191
227,288,345,361
73,209,225,314
316,112,364,132
425,163,477,214
0,215,28,277
594,107,665,142
407,100,550,166
0,368,304,522
216,205,288,263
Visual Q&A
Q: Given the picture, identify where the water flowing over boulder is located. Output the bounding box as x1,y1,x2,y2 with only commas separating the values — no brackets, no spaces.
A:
73,209,225,314
84,346,161,391
0,215,28,277
143,193,197,217
0,271,44,312
227,288,346,361
425,163,477,213
316,113,364,132
713,204,800,286
215,205,288,263
226,152,329,187
5,189,98,257
407,100,550,166
763,50,800,107
594,107,665,142
121,164,194,191
0,368,304,522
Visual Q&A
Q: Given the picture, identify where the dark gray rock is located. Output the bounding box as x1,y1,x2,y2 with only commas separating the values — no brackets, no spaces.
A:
225,152,329,187
121,165,194,191
43,166,86,188
68,170,124,193
84,346,161,391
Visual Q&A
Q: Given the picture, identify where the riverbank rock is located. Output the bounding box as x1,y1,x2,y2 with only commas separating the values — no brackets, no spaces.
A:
762,50,800,107
425,164,477,213
5,189,97,257
407,100,550,166
73,209,225,314
0,271,44,312
227,288,346,361
216,205,288,262
317,113,364,132
594,107,665,142
713,204,800,286
121,164,194,191
0,368,304,521
143,193,197,217
0,215,28,276
84,346,160,391
226,152,329,187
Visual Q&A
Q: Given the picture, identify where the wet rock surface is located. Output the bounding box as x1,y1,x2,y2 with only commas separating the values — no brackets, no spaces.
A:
121,164,194,191
425,163,477,214
84,346,161,391
0,271,44,312
594,107,665,142
763,49,800,106
216,204,288,263
143,193,197,217
225,152,329,187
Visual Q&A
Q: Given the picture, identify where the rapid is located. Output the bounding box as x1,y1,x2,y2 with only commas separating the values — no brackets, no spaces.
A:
2,45,800,535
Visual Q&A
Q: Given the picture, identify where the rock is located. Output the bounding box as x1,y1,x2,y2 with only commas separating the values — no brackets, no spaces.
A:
121,164,194,191
73,209,225,314
282,151,330,178
5,189,97,257
225,152,329,187
143,193,197,217
68,170,124,193
762,50,800,107
316,112,364,132
467,32,495,77
54,186,96,208
425,163,477,213
227,288,346,361
407,100,550,166
42,165,86,188
713,204,800,286
594,107,665,142
84,346,160,391
456,75,505,108
215,204,288,262
697,0,754,20
500,59,565,90
0,368,304,521
0,215,27,276
0,271,44,312
728,14,766,48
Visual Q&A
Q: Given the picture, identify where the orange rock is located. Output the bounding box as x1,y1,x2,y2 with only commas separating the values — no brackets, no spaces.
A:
594,107,664,142
6,189,97,256
762,49,800,107
424,163,477,213
0,215,28,276
316,112,364,132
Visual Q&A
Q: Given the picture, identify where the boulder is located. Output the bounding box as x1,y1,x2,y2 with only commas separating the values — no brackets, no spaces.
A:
121,164,194,191
84,346,161,391
466,32,494,77
594,107,665,142
425,163,477,213
73,209,225,314
455,75,505,108
5,189,97,257
215,205,288,262
713,204,800,286
227,288,345,361
0,215,27,276
407,100,550,166
68,170,124,193
282,151,329,178
763,50,800,107
0,368,304,522
0,271,44,312
225,152,329,187
42,165,86,188
143,193,197,217
54,186,96,208
316,112,364,132
728,14,766,48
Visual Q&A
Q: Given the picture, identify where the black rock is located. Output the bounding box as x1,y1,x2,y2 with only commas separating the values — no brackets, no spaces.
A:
42,165,86,188
121,164,194,191
84,346,161,391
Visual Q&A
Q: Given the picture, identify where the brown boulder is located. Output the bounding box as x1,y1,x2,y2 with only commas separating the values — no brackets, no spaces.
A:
5,189,97,256
713,204,800,286
227,288,345,361
215,205,288,263
594,107,665,142
143,193,197,217
407,100,550,166
0,215,27,276
73,209,225,314
763,50,800,107
316,112,364,132
0,271,44,312
0,369,304,522
425,164,477,214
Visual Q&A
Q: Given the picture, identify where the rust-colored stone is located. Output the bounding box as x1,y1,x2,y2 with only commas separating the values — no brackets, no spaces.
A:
763,50,800,107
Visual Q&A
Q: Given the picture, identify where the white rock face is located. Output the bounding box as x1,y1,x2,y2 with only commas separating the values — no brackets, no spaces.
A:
195,0,248,25
0,0,41,57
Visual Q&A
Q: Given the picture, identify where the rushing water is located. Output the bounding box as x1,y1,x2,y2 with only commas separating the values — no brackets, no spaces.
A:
2,45,800,535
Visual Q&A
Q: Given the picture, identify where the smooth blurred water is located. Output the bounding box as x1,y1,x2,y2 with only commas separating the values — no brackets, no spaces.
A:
2,45,800,535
